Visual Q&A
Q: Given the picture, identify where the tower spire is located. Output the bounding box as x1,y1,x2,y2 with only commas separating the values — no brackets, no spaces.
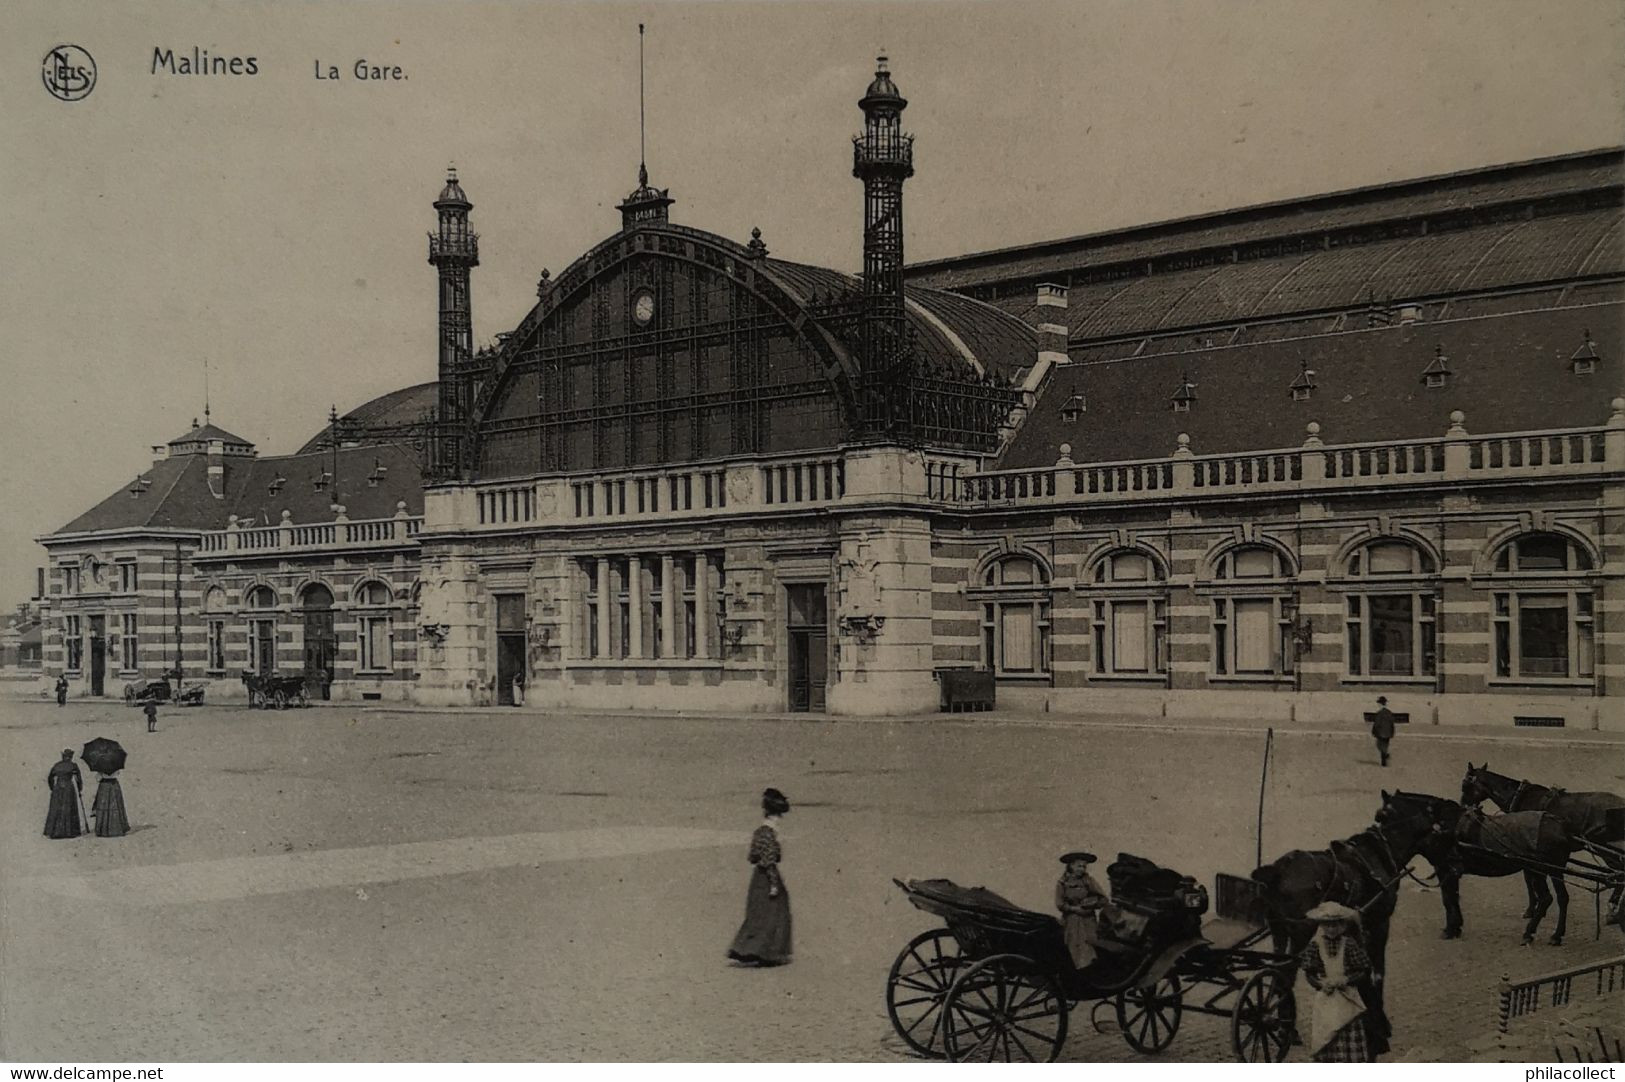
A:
618,22,673,229
852,53,915,438
428,165,479,479
203,357,210,423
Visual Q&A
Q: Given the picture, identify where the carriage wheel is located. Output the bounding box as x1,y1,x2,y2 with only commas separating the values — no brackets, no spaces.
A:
941,953,1068,1063
1231,967,1296,1062
271,688,288,710
1116,973,1183,1055
885,929,961,1058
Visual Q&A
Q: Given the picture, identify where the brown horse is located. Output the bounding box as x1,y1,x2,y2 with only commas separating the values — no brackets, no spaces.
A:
1250,789,1439,1056
1461,763,1625,921
1393,790,1582,945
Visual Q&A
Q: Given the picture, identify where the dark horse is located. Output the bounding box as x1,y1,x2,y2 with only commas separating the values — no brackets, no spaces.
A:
1250,789,1439,1056
1391,790,1581,945
1461,763,1625,922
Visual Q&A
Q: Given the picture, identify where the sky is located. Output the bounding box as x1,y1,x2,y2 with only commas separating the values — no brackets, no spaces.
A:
1,0,1621,609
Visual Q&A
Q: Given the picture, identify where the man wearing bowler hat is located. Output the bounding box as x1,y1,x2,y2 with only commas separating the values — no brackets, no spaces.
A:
1370,696,1396,767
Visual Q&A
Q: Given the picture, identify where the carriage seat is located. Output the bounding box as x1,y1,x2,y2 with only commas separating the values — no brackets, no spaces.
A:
1102,853,1209,944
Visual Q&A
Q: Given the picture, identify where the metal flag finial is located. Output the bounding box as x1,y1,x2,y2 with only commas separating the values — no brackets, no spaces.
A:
638,23,647,182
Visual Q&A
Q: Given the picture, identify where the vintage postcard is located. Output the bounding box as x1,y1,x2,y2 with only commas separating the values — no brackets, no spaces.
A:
1,0,1622,1068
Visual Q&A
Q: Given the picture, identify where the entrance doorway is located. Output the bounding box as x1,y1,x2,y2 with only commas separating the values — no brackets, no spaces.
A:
252,621,276,676
301,585,336,700
89,615,106,696
494,593,526,706
785,583,828,713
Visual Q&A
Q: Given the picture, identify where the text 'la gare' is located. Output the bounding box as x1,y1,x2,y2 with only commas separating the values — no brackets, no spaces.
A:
315,60,407,81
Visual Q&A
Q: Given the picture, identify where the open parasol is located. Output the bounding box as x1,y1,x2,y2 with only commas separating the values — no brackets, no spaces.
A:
81,737,127,775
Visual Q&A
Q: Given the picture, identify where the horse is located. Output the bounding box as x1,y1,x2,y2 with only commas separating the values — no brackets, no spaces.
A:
1461,763,1625,921
1388,790,1582,945
1250,789,1439,1056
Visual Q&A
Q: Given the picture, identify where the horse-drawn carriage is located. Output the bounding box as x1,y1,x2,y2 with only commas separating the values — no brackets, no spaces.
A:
885,854,1298,1062
122,676,208,706
241,671,309,709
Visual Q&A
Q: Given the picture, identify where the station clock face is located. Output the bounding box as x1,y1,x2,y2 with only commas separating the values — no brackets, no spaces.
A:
632,290,656,326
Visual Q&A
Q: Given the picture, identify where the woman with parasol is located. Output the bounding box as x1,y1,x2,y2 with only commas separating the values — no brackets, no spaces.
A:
727,788,792,967
82,738,130,838
43,750,85,839
1298,901,1380,1061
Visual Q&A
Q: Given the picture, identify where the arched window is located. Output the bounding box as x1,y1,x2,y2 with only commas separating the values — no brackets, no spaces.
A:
243,586,277,676
1342,539,1438,678
354,581,394,672
1085,550,1168,676
975,555,1052,678
355,581,392,607
1486,533,1595,680
1207,545,1293,678
202,587,230,674
300,583,334,609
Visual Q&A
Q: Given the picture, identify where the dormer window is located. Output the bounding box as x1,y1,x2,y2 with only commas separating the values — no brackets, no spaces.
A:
1289,360,1316,402
1060,390,1086,423
1421,345,1451,389
267,475,286,496
312,470,331,492
367,459,389,488
1570,330,1598,375
1170,373,1197,413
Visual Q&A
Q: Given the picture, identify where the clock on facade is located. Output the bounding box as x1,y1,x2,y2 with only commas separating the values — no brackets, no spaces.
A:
632,290,655,326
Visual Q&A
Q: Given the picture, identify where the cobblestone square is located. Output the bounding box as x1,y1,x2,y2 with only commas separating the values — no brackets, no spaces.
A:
2,700,1620,1061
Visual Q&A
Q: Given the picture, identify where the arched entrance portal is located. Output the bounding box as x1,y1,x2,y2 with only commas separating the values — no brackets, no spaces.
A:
301,584,336,700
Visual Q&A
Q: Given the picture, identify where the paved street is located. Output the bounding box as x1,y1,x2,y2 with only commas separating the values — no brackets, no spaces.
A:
1,698,1620,1062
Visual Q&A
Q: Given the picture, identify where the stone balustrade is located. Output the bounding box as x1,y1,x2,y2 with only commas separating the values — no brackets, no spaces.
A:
945,402,1624,508
197,503,422,555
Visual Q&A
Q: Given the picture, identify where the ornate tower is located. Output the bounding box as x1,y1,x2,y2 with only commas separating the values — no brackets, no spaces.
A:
852,55,914,436
428,167,479,478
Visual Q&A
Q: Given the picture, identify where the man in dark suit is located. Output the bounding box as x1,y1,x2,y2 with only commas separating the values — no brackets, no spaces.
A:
1371,696,1396,767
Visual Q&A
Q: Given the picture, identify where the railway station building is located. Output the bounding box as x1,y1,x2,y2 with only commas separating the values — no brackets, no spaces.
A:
36,60,1625,727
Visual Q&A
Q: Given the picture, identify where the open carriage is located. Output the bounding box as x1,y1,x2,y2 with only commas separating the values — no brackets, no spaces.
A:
242,671,309,709
886,854,1298,1062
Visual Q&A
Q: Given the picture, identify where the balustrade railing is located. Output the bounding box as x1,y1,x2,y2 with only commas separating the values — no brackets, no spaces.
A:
197,514,422,556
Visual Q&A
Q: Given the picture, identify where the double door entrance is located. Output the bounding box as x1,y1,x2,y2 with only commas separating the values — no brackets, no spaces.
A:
786,584,828,713
88,615,106,696
495,593,527,706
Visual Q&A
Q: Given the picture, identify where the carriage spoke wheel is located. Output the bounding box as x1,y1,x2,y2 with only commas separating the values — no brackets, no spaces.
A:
885,929,961,1058
1116,973,1183,1055
941,953,1068,1063
1231,967,1296,1062
271,688,288,710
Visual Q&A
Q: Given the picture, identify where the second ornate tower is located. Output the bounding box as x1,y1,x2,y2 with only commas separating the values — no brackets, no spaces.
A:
428,167,479,478
852,55,915,437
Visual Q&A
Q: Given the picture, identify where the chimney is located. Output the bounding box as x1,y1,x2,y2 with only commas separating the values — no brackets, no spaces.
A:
35,567,44,600
206,438,226,499
1026,283,1070,393
1397,302,1424,325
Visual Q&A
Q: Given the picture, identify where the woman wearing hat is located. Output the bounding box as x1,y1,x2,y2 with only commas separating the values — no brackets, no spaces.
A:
727,787,792,967
1299,902,1376,1061
1055,851,1108,968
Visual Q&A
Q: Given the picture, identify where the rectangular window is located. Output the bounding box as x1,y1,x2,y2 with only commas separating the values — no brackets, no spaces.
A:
1152,600,1167,674
118,562,138,592
1368,595,1414,676
1419,594,1437,676
681,557,697,659
1001,603,1036,672
1091,601,1106,672
62,565,80,595
981,603,995,671
65,614,83,671
1494,593,1511,677
207,619,226,673
1346,596,1363,676
615,558,630,659
1212,599,1228,675
359,616,392,672
582,559,599,659
1518,595,1569,676
120,614,138,671
1577,593,1595,678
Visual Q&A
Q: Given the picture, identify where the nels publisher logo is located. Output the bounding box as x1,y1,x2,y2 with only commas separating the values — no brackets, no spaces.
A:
42,44,96,102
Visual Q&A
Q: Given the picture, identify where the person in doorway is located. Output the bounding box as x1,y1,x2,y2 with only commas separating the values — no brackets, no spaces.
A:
727,787,792,967
1370,697,1396,767
512,673,525,707
143,700,158,733
1055,851,1109,968
90,770,130,838
43,750,84,839
1298,902,1378,1061
55,675,67,707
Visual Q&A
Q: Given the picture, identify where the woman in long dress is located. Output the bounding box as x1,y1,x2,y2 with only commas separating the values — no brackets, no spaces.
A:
43,750,83,839
1299,902,1376,1062
1055,851,1107,968
727,787,792,967
91,771,130,838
